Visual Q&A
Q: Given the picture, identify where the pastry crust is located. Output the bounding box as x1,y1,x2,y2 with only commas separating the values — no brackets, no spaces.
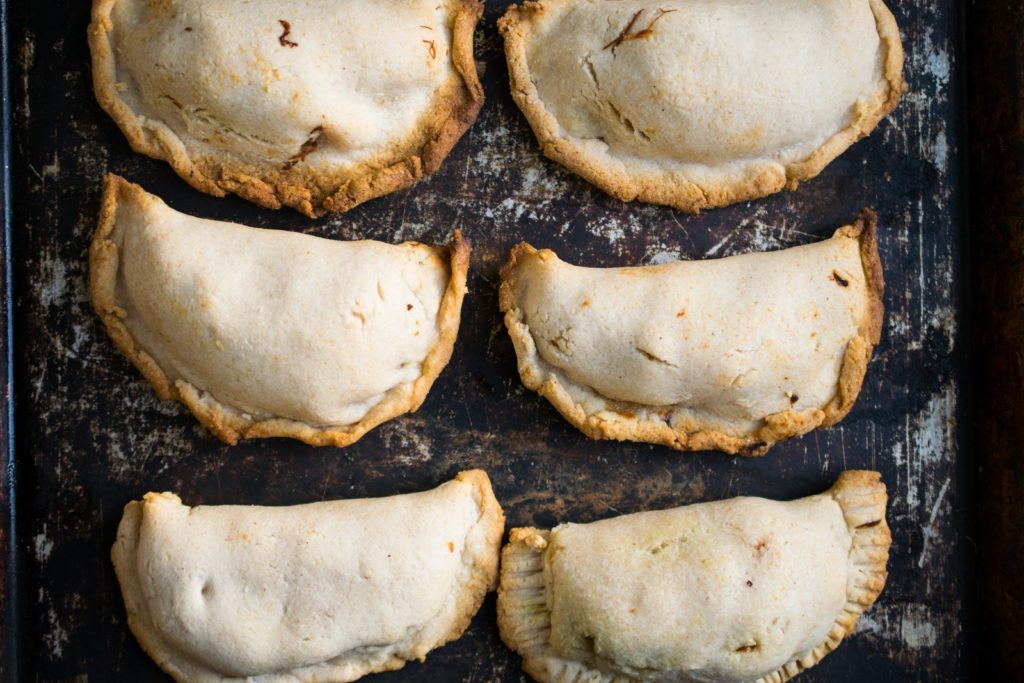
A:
499,211,884,455
90,174,470,446
498,470,891,683
89,0,484,217
499,0,906,211
113,470,505,683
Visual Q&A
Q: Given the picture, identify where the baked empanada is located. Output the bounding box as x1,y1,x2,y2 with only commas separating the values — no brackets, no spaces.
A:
499,0,905,211
498,470,890,683
499,213,884,455
90,175,469,446
113,469,505,682
89,0,484,217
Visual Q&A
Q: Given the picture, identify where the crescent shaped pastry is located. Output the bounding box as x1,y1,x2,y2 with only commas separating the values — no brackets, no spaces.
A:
90,175,469,446
499,212,884,455
89,0,484,217
113,470,505,682
498,470,890,683
498,0,906,211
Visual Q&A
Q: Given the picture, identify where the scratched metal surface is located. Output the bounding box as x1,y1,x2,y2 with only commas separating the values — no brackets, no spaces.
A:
5,0,971,680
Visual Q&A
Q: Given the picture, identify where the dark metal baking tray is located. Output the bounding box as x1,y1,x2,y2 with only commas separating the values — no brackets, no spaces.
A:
1,0,979,679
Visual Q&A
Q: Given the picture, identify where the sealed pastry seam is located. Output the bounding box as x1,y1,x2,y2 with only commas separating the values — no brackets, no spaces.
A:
499,211,884,455
90,174,470,446
497,470,890,683
89,0,484,217
498,0,907,211
113,470,505,682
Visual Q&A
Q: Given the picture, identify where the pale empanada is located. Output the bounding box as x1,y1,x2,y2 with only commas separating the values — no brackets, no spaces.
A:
113,469,505,682
89,0,484,217
499,0,905,211
498,470,890,683
90,175,469,446
499,213,884,455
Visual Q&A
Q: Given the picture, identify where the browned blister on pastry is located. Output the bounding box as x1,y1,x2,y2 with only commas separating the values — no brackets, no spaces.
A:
89,0,484,216
499,212,884,455
90,175,469,446
499,0,905,211
114,470,505,682
498,470,891,683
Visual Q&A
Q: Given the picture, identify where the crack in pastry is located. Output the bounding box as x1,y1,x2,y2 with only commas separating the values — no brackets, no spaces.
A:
498,0,906,211
499,212,884,455
113,470,505,682
90,175,470,446
88,0,485,217
601,8,676,55
498,470,890,683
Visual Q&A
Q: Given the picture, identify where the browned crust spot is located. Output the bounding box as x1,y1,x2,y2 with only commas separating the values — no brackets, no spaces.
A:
496,471,891,683
498,212,884,456
88,0,485,217
89,174,471,447
111,470,504,683
497,0,907,212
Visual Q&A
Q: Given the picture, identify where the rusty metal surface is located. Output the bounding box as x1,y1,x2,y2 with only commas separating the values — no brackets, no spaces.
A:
970,0,1023,678
6,0,972,680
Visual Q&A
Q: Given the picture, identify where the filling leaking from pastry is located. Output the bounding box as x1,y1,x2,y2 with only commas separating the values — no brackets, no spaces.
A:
499,211,884,455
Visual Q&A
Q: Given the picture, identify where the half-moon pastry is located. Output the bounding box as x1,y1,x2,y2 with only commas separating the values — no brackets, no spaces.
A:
90,175,469,446
113,469,505,682
499,212,884,455
498,470,890,683
499,0,906,211
89,0,484,217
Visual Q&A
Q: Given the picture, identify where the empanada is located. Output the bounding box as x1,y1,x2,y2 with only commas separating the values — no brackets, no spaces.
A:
89,0,484,217
90,175,469,446
113,469,505,682
498,470,890,683
499,0,905,211
499,212,884,455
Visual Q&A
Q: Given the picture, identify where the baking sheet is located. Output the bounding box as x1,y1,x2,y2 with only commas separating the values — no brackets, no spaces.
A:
3,0,972,679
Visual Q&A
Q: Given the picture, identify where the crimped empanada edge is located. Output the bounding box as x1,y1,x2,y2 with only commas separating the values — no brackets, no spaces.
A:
88,0,485,217
112,470,505,683
498,213,885,456
498,0,906,212
89,174,471,447
760,470,891,683
495,471,891,683
435,470,508,648
782,0,907,189
496,528,551,658
814,209,885,431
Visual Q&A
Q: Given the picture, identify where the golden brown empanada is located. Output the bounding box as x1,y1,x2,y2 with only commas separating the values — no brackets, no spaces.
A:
499,213,884,455
90,175,469,446
499,0,905,211
114,470,505,682
498,470,890,683
89,0,484,216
